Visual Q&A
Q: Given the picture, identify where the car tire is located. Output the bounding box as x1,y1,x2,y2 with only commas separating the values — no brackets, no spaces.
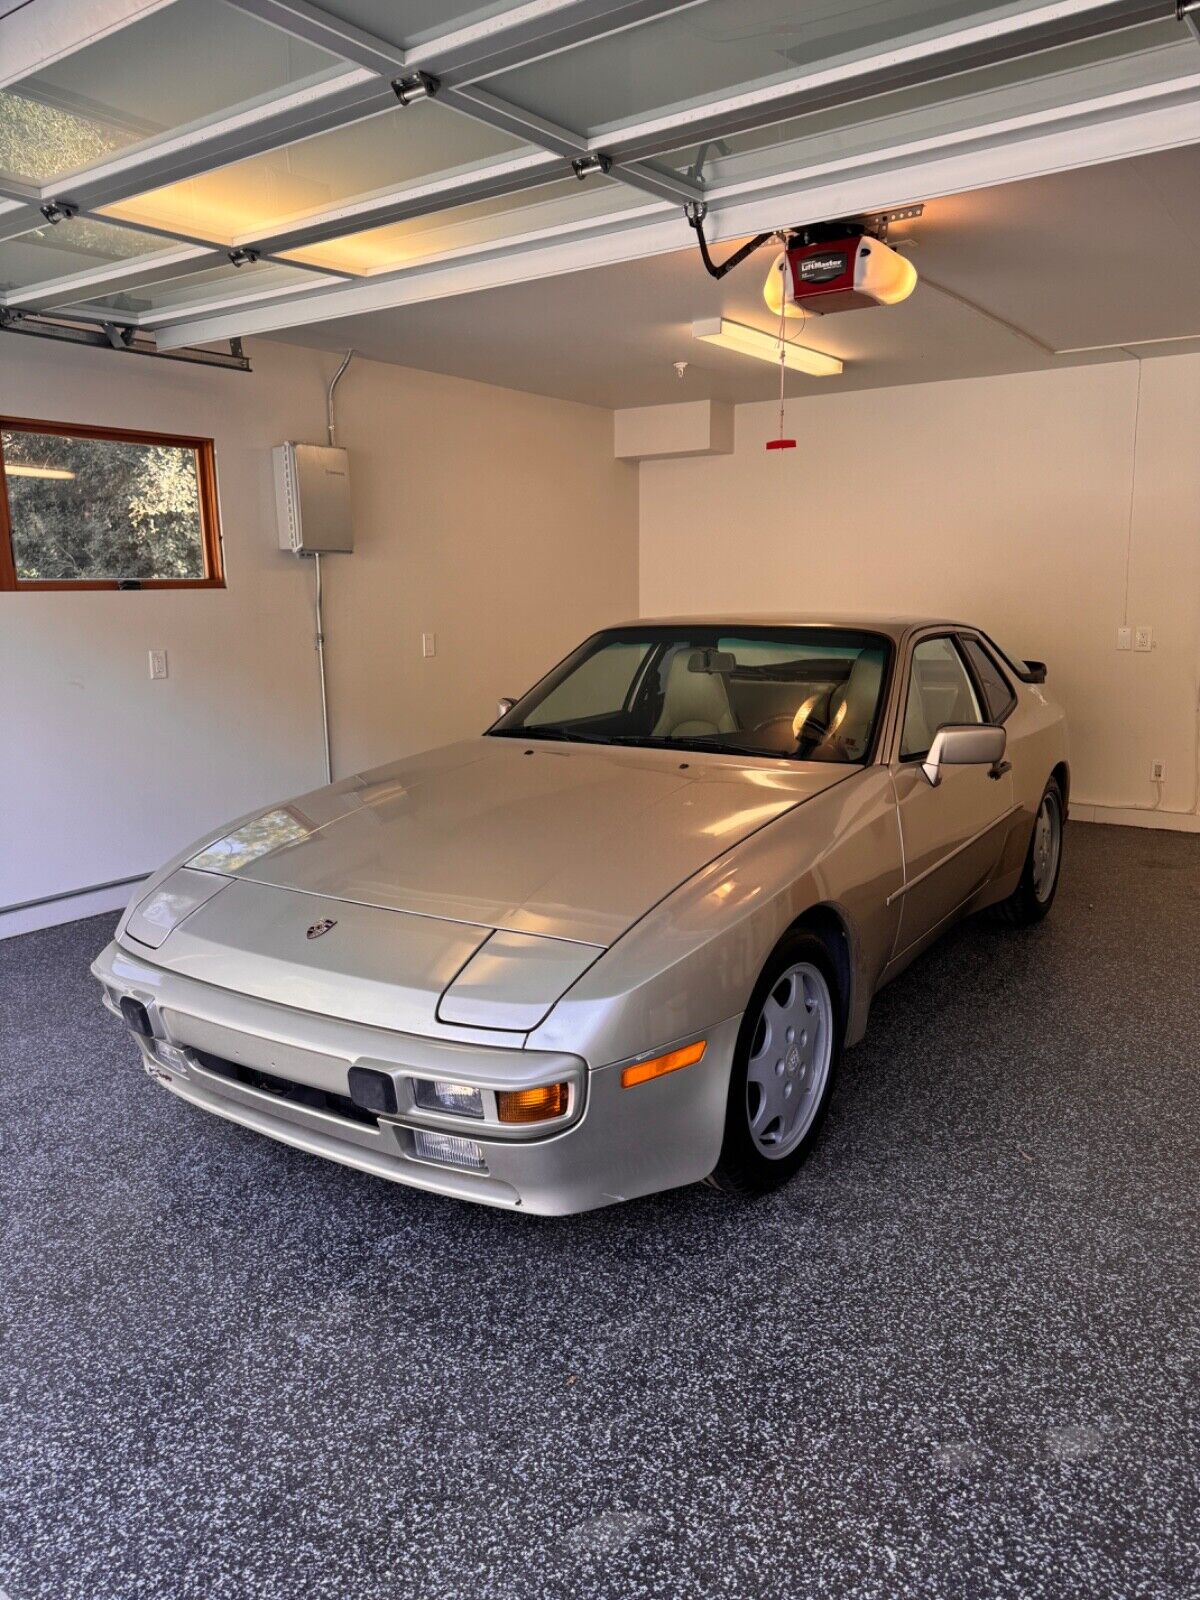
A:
707,931,842,1198
989,775,1064,929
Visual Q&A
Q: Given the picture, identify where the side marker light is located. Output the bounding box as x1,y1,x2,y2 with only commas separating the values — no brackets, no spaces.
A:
621,1040,706,1089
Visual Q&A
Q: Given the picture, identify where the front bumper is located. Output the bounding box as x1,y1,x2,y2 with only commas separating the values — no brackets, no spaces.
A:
92,940,740,1215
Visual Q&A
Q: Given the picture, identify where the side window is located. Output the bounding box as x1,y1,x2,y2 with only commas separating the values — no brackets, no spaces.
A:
0,419,222,590
900,636,982,759
959,636,1017,722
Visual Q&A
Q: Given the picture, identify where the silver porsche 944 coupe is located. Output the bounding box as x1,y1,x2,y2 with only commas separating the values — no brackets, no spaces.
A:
94,616,1067,1215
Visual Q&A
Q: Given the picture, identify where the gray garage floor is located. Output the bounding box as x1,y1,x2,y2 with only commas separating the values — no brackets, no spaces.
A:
1,822,1197,1600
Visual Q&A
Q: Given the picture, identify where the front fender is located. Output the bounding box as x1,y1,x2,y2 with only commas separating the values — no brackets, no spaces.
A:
528,767,902,1064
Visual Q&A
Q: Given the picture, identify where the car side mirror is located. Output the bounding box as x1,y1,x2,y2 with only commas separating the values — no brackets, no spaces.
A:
922,723,1009,787
497,697,516,718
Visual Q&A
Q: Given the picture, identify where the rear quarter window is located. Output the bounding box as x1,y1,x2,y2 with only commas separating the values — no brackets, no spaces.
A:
960,636,1017,722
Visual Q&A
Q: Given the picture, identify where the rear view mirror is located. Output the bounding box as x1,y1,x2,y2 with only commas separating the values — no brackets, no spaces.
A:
922,724,1008,787
497,697,516,718
687,648,736,675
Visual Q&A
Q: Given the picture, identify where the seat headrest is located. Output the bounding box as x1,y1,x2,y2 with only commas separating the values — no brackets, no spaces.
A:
823,652,884,761
653,648,738,739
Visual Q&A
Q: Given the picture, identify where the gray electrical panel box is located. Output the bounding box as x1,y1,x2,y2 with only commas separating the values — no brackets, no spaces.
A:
273,442,354,555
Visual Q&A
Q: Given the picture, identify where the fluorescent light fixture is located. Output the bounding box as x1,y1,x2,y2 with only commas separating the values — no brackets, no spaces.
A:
5,464,76,480
693,317,843,377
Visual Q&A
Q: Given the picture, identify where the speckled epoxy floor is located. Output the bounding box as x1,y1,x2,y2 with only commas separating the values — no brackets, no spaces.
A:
1,822,1198,1600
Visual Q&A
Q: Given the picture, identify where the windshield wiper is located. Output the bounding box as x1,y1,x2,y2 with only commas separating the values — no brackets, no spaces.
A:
493,727,799,759
608,735,793,760
489,726,615,745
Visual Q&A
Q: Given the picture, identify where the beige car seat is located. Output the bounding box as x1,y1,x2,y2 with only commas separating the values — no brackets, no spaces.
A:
901,681,933,755
812,653,883,761
653,650,738,739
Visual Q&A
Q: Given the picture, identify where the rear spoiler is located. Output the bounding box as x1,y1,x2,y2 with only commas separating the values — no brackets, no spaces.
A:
1013,658,1047,685
987,635,1047,685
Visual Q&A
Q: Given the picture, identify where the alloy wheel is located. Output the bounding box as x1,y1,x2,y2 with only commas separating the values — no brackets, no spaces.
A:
1031,789,1062,903
745,962,834,1159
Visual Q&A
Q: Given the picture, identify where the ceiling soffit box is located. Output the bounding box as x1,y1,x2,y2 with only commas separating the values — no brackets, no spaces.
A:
0,0,1196,354
614,400,734,459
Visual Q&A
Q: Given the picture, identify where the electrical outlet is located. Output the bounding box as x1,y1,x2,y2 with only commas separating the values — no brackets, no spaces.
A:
1151,759,1166,783
1116,626,1132,651
1134,625,1153,652
148,649,168,680
421,632,436,659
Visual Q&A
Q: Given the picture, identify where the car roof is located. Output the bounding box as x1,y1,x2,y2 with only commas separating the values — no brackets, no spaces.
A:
610,614,971,644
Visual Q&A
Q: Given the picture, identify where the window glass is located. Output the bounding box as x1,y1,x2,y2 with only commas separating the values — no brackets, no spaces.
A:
281,175,644,276
0,0,343,184
524,642,650,726
654,22,1178,191
1,424,220,587
900,637,981,758
101,103,528,246
495,627,889,763
959,636,1016,722
488,0,987,139
0,218,174,295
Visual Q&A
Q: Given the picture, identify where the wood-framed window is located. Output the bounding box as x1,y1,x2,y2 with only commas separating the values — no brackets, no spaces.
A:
0,417,224,591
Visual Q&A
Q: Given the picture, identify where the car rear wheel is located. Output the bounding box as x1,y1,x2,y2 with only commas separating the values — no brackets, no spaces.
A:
708,932,842,1197
989,776,1064,928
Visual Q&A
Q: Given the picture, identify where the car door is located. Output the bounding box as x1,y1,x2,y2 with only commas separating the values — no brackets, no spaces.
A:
889,633,1016,957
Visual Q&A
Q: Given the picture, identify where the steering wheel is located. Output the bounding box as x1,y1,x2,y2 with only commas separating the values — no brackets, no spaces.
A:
749,712,828,752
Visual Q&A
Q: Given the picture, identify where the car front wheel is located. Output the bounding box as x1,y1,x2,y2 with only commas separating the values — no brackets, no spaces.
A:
708,931,842,1197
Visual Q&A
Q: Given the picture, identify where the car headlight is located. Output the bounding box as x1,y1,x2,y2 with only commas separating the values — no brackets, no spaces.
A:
412,1079,484,1119
409,1078,570,1124
186,807,310,872
123,867,230,949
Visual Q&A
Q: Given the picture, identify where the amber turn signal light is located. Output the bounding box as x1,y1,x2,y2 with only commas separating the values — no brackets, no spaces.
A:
496,1082,569,1124
621,1039,706,1089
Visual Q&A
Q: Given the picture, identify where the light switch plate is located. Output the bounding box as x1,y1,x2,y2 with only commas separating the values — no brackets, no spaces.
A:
1116,626,1132,651
421,632,436,659
1134,626,1153,652
149,649,169,680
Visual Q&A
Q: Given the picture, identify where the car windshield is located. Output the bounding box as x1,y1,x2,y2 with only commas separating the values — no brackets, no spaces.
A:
490,627,890,763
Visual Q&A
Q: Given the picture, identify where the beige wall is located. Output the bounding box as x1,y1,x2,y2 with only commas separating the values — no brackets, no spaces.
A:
5,335,1195,936
639,356,1200,825
1,337,637,931
316,350,636,777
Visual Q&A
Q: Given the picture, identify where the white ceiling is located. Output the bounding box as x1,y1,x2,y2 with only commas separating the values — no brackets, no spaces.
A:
273,144,1200,407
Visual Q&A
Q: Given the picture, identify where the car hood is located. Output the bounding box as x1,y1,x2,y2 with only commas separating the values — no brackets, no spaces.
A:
199,737,854,948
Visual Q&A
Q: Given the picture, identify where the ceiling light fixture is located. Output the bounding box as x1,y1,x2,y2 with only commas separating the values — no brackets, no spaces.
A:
4,463,77,480
692,317,843,377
